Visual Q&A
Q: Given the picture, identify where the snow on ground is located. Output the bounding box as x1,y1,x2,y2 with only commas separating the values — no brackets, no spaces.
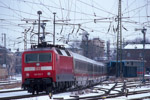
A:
0,91,30,98
105,93,150,100
15,92,73,100
94,83,115,89
0,74,22,84
10,74,22,81
0,87,21,92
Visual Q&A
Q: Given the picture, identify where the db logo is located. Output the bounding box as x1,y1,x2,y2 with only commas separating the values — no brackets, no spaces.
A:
35,67,41,71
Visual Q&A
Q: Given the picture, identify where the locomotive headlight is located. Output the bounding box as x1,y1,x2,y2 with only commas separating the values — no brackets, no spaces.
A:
36,63,40,66
26,73,29,77
47,72,51,76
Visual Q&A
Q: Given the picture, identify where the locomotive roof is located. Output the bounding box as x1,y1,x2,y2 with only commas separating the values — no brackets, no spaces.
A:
25,43,66,52
71,52,104,66
24,47,104,66
23,47,72,57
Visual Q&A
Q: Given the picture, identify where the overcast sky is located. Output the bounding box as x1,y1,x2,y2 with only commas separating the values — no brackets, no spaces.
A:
0,0,150,51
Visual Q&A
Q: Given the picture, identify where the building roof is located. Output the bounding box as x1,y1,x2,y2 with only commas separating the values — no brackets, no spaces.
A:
124,44,150,49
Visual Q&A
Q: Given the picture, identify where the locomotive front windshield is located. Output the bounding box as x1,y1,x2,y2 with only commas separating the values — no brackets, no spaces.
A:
25,53,52,63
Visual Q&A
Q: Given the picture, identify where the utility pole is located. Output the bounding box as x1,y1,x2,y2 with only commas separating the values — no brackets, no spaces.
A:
22,28,31,51
37,11,42,45
107,41,110,60
3,33,6,49
142,28,146,83
23,29,27,51
135,27,147,83
24,29,27,51
1,33,6,48
3,33,8,75
2,33,6,65
81,30,89,57
116,0,123,78
53,12,56,45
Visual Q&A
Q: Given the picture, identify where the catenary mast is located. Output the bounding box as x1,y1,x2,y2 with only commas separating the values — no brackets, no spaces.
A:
116,0,123,78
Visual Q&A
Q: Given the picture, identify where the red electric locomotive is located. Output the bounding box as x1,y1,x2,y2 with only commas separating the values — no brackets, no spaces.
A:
22,43,107,94
22,44,74,94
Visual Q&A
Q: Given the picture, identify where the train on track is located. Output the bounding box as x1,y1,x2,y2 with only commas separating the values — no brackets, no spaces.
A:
22,43,107,94
107,60,145,78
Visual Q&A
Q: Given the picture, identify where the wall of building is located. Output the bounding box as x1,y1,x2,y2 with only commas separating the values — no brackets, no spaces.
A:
15,52,22,74
0,46,16,76
123,49,150,72
0,67,8,79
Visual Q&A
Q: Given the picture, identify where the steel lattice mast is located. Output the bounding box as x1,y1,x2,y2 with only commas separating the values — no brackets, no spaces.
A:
116,0,123,78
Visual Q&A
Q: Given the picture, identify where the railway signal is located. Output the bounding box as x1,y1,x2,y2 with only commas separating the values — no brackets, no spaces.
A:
135,27,147,83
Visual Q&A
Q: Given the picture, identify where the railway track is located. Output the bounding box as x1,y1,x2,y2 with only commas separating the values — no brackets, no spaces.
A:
0,89,24,93
0,82,21,87
57,80,150,100
0,81,107,100
0,82,21,91
1,80,150,100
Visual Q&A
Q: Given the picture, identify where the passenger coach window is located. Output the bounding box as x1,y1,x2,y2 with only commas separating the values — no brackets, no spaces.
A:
25,53,51,63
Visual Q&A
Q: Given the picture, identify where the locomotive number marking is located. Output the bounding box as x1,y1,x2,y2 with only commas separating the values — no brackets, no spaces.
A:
34,73,43,76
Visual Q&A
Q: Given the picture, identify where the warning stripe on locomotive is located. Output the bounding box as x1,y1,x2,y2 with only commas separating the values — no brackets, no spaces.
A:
24,66,52,71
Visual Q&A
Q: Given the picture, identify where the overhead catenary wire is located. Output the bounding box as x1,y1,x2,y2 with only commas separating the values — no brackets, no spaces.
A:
0,0,149,50
59,0,64,20
146,0,149,26
123,2,150,15
122,0,136,14
0,5,51,20
77,0,117,16
0,1,23,19
13,0,106,18
37,0,53,18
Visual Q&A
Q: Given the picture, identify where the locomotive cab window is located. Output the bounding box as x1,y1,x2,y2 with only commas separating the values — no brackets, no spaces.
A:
25,53,51,63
